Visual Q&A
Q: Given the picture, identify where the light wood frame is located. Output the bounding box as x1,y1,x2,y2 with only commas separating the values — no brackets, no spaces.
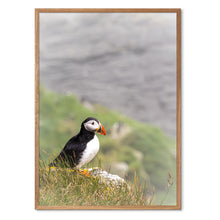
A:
35,8,181,210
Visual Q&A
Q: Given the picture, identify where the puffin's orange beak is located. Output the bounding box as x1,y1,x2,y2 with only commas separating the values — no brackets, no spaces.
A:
96,123,106,135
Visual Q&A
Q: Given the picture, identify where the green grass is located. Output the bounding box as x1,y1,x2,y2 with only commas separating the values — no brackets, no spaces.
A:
39,163,150,206
39,85,177,206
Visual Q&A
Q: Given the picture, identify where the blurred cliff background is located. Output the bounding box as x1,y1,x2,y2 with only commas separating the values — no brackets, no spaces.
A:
39,13,177,205
39,13,176,137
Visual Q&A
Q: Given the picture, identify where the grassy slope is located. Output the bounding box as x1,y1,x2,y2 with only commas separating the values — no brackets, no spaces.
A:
39,166,149,206
39,86,176,205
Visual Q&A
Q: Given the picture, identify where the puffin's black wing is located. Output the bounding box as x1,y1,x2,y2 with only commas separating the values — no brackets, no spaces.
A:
49,134,87,167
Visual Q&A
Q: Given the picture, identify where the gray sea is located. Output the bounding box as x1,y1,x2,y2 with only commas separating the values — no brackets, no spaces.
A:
39,13,177,137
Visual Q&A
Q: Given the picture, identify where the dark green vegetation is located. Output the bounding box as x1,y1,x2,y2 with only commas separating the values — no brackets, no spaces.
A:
39,86,176,206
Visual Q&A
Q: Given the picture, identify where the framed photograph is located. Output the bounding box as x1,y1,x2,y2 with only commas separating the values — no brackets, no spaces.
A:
35,8,181,210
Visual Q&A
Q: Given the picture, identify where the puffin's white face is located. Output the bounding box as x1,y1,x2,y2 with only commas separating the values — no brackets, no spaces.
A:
84,119,100,132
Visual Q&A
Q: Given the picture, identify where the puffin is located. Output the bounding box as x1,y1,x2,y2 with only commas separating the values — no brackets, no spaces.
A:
49,117,106,168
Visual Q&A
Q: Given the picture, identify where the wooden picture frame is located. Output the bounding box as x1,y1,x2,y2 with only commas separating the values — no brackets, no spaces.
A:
35,8,181,210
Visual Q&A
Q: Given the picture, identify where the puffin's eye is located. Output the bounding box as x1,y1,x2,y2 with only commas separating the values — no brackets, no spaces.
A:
91,122,94,125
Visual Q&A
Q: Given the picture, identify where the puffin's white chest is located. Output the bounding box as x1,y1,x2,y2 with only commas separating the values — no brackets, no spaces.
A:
77,135,100,168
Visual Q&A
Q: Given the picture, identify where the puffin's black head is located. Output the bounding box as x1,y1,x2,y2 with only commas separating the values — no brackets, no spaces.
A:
81,117,106,135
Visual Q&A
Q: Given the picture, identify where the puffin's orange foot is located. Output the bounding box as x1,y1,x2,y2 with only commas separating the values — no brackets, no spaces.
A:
78,169,91,177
